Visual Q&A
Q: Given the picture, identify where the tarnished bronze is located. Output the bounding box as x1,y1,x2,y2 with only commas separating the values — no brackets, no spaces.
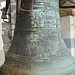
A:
1,0,75,75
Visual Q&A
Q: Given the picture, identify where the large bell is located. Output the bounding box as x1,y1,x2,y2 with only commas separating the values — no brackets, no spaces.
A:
1,0,75,75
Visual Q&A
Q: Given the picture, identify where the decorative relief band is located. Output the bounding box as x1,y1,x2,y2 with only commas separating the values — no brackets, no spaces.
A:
33,1,59,10
15,27,62,34
6,52,70,63
34,0,58,3
6,52,51,62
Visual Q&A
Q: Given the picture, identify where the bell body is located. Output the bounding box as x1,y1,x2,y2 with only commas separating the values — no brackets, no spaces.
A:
1,0,75,75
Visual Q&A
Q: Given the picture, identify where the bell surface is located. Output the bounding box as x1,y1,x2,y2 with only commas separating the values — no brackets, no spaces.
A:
1,0,75,75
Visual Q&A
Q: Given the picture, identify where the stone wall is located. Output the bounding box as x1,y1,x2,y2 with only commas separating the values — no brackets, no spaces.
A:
60,16,75,57
59,0,75,56
0,1,16,54
60,0,75,16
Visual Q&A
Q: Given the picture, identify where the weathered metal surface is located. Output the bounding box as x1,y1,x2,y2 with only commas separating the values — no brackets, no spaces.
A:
1,0,75,75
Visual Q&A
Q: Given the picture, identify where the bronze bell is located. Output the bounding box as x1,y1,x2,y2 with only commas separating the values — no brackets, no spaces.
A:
1,0,75,75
